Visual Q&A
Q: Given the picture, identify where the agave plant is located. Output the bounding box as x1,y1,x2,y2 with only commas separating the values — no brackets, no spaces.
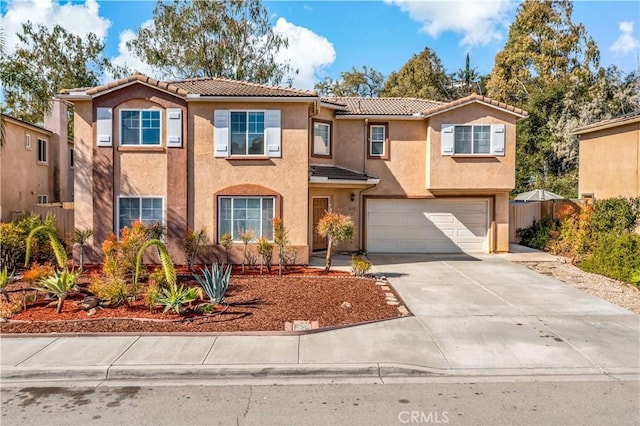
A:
155,284,199,314
193,263,231,304
35,268,79,313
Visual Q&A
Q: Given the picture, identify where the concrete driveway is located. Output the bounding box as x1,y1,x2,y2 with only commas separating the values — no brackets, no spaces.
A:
368,253,640,372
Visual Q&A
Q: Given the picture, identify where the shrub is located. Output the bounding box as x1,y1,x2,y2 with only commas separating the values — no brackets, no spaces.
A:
0,266,14,302
580,232,640,285
0,223,24,271
219,233,233,265
0,213,56,270
350,255,371,277
183,227,207,270
589,197,639,235
148,267,168,289
89,275,138,307
22,262,54,283
193,263,231,304
256,236,274,274
144,280,160,311
237,229,254,273
272,218,290,276
516,218,557,250
102,221,150,281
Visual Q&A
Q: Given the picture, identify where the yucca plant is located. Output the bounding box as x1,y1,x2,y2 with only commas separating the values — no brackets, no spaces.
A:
25,224,68,269
155,284,199,314
193,263,231,304
35,268,79,313
0,266,14,302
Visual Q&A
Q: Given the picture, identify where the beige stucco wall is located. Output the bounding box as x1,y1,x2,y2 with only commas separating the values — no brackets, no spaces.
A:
0,117,54,222
308,186,362,252
427,104,517,191
578,122,640,199
191,101,311,254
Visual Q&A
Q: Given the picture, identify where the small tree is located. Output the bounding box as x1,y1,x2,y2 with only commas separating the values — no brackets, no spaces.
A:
183,227,207,270
316,212,354,272
237,230,254,274
256,236,274,275
72,228,93,270
272,218,289,276
220,233,233,266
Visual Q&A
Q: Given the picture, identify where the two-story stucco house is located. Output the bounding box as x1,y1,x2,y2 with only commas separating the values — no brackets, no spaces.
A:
0,100,74,222
58,73,526,264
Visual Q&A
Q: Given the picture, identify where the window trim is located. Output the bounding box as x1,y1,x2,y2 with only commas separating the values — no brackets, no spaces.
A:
217,196,276,242
116,195,165,233
37,195,48,204
37,138,48,164
453,124,491,155
311,118,333,158
229,110,266,156
119,108,163,146
25,133,32,150
367,122,389,159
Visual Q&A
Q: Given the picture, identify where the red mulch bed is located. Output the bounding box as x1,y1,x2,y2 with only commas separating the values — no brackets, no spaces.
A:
0,266,404,334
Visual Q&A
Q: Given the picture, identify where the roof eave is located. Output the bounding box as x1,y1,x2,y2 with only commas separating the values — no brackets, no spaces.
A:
572,116,640,135
185,94,319,102
309,177,380,186
423,99,528,120
335,114,424,120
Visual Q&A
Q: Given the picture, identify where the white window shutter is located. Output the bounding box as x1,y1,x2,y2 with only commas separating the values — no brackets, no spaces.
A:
441,124,454,155
166,108,182,147
213,109,229,157
96,107,112,147
491,124,505,156
265,110,281,157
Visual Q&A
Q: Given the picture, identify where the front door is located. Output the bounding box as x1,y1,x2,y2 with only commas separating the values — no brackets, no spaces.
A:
312,197,329,251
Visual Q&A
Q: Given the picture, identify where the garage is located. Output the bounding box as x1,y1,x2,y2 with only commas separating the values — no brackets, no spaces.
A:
366,199,489,253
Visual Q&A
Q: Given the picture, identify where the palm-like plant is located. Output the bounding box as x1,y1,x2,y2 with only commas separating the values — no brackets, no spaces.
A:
35,268,79,313
72,228,93,270
193,263,231,304
134,239,176,288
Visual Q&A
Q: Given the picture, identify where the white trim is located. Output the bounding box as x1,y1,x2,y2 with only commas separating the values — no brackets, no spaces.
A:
37,138,48,164
119,108,163,146
217,196,276,241
369,124,386,157
229,110,268,156
309,177,380,185
312,121,331,156
37,195,48,204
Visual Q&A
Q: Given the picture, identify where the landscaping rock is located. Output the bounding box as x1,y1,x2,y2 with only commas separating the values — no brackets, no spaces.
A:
78,296,99,310
341,301,352,309
86,308,97,316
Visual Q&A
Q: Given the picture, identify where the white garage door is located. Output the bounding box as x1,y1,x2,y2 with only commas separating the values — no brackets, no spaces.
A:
367,199,489,253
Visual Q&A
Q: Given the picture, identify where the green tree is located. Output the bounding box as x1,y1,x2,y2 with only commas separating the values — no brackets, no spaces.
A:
486,0,599,106
315,65,384,97
127,0,293,83
0,23,120,124
448,53,487,98
380,47,450,100
316,212,354,273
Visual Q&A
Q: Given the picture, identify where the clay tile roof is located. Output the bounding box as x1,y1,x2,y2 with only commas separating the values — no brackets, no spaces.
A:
169,76,317,97
422,93,528,118
323,97,442,116
572,110,640,135
309,165,377,181
60,73,316,98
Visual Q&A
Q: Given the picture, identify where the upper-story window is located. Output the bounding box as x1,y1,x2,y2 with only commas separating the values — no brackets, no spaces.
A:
121,109,161,145
37,138,47,163
214,109,281,158
368,123,388,159
25,133,32,149
69,148,75,168
441,124,505,157
231,111,265,155
312,119,332,157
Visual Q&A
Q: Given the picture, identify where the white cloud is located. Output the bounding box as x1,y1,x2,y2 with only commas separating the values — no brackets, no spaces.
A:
386,0,512,46
0,0,111,53
109,21,159,79
610,21,639,54
273,17,336,90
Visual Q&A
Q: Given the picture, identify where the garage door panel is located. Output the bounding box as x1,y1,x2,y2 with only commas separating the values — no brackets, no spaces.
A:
367,199,488,253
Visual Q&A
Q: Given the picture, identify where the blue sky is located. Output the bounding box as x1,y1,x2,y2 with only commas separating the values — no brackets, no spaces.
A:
1,0,639,90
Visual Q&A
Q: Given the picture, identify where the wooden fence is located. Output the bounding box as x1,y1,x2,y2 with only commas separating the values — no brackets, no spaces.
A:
509,199,582,243
33,202,75,241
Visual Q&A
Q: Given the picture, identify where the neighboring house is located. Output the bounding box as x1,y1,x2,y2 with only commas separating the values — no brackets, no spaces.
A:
57,73,526,264
573,110,640,200
0,99,74,222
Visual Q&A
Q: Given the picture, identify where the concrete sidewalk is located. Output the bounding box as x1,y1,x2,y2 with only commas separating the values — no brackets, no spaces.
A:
1,248,639,384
